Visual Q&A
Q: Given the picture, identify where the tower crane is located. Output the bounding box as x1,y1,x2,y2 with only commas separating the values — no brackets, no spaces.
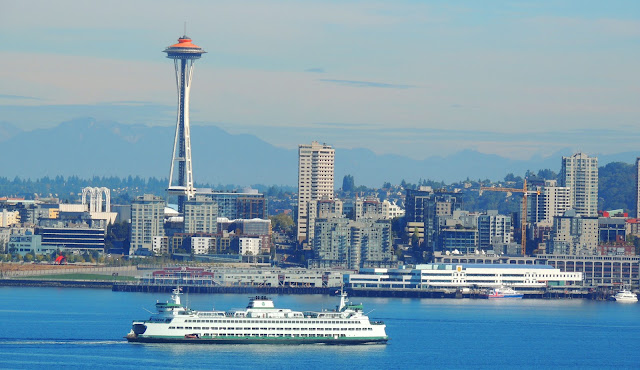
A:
480,179,540,256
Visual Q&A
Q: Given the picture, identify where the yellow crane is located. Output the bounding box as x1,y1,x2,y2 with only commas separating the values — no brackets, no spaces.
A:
480,179,540,256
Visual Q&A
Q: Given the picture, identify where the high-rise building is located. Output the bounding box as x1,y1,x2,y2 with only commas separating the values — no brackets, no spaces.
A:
164,35,206,213
183,195,218,234
478,210,513,250
528,180,572,227
297,141,334,243
130,194,165,255
560,152,598,217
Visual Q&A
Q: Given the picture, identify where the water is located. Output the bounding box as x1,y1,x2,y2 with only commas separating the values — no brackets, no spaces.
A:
1,287,639,369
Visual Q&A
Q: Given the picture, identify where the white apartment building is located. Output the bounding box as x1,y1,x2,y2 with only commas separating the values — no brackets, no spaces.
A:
478,211,512,249
561,152,598,217
191,236,215,255
130,194,165,255
382,200,405,219
183,195,218,234
239,237,262,256
529,180,572,227
297,141,335,243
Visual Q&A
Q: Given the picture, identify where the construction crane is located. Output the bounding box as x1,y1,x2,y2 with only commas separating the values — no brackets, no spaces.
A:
480,179,540,256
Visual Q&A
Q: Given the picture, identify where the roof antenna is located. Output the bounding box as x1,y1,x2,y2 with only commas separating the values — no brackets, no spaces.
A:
184,21,187,37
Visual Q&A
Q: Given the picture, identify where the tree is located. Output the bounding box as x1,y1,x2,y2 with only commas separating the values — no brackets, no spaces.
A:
270,213,295,233
342,175,355,192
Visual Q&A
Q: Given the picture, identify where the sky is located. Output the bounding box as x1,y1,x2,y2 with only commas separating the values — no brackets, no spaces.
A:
1,0,639,160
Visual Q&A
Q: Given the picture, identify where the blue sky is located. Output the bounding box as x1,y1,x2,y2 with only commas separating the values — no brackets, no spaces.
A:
1,0,639,160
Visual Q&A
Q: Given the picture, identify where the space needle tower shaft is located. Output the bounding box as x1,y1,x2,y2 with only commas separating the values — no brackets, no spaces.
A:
163,34,206,212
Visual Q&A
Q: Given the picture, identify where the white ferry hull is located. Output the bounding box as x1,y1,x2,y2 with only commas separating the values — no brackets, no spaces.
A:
127,334,388,344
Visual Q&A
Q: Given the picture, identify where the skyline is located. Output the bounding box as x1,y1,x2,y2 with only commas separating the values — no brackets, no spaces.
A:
2,1,640,160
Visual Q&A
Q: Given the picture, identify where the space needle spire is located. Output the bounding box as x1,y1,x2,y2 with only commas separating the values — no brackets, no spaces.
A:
163,33,206,213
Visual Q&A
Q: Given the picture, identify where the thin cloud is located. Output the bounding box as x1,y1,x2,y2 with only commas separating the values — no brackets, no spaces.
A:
318,79,417,89
0,94,43,101
305,67,325,73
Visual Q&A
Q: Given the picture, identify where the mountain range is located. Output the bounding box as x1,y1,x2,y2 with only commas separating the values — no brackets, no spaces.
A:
1,118,638,187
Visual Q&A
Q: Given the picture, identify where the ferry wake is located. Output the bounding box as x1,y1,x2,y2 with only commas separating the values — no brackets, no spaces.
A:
125,288,388,344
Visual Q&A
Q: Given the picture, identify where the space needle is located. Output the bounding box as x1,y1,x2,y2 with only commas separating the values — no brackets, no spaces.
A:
163,34,206,213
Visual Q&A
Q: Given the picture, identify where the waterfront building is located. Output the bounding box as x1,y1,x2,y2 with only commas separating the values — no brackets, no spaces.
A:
547,209,599,255
130,194,165,256
311,218,394,269
297,141,335,243
164,34,206,213
535,254,640,288
183,195,218,234
345,263,582,291
37,226,105,253
140,266,345,288
560,152,598,217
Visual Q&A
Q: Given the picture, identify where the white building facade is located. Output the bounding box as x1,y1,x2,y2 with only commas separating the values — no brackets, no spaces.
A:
297,141,335,243
561,152,598,217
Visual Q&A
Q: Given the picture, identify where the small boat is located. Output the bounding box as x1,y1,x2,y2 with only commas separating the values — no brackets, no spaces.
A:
609,290,638,303
481,286,523,299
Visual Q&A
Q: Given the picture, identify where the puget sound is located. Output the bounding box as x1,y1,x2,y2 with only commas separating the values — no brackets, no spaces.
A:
1,286,639,369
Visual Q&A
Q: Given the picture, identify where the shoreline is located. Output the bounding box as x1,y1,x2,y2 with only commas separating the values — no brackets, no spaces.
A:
0,279,614,300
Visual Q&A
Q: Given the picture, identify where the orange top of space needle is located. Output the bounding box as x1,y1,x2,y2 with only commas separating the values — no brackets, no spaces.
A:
164,35,206,59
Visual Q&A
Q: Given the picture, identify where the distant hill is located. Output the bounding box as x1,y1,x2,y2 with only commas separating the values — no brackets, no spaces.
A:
3,118,640,187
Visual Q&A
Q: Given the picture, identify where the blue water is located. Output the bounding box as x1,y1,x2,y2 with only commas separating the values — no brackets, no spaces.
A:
1,287,639,369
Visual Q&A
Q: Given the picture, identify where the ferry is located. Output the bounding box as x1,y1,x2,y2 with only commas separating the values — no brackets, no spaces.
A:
609,289,638,303
125,288,388,344
481,286,524,299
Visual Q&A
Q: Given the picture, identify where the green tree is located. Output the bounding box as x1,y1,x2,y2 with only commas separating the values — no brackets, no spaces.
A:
342,175,355,192
270,213,295,233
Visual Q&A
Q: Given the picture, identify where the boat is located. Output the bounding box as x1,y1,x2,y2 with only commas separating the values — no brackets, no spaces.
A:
125,288,389,344
481,286,524,299
609,289,638,303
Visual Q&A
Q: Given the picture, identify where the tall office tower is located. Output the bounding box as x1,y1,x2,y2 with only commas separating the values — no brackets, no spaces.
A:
130,194,166,256
297,141,335,243
164,35,206,213
560,152,598,217
636,158,640,218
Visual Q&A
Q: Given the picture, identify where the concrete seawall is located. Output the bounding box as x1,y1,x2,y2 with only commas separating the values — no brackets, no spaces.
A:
0,280,604,300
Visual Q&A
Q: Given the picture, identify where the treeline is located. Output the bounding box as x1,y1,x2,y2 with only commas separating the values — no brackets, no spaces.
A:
0,176,297,204
1,161,636,215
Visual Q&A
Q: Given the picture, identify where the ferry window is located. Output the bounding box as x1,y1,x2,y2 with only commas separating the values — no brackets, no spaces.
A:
177,327,183,329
